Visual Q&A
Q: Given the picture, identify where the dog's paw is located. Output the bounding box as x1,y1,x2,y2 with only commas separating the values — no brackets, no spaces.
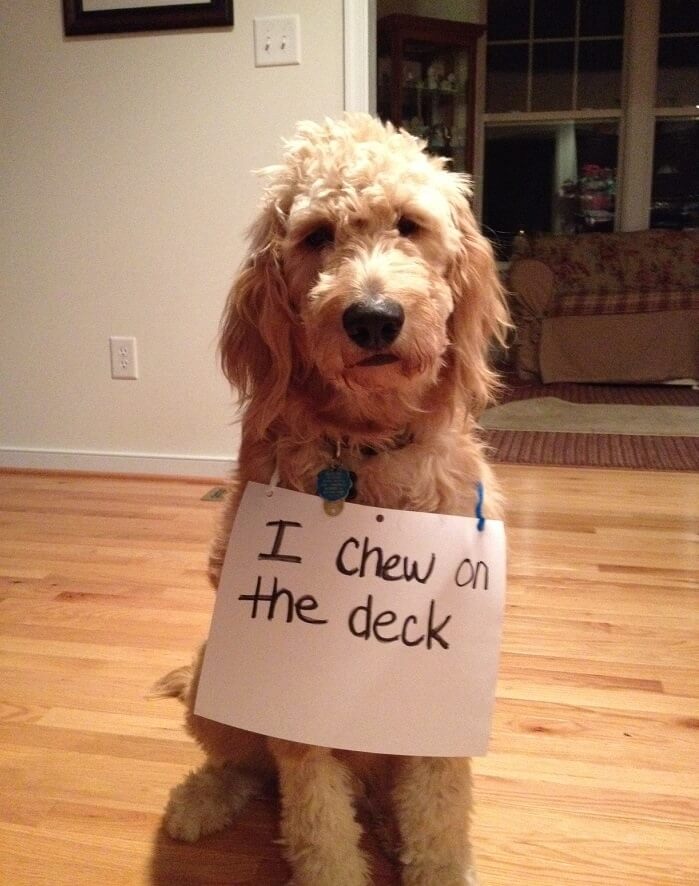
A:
164,763,258,843
165,793,231,843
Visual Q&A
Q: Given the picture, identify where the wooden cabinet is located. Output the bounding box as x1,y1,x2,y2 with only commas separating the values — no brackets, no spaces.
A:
377,14,484,174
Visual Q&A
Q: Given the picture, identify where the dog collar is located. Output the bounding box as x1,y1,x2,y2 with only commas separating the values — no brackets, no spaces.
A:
317,432,415,515
324,431,415,459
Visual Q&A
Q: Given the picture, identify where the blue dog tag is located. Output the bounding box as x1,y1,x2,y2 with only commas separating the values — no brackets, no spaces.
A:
316,467,353,502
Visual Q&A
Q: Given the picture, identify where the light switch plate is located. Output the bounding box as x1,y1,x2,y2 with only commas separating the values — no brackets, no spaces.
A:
254,15,301,67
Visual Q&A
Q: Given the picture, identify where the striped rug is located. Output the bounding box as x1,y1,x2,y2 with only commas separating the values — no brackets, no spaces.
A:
481,379,699,471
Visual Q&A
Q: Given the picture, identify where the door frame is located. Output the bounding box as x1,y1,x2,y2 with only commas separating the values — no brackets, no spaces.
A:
343,0,375,113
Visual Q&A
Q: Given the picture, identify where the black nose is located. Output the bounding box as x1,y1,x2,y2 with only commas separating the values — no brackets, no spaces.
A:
342,298,405,350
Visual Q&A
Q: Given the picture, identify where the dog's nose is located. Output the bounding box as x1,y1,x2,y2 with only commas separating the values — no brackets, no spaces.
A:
342,298,405,350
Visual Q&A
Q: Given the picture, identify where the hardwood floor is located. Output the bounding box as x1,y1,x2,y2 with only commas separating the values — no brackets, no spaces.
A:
0,467,697,885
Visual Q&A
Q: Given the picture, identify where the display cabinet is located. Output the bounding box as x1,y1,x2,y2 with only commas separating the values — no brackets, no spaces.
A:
377,14,485,173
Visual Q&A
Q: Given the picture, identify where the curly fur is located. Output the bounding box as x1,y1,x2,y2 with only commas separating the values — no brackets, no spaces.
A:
162,114,509,885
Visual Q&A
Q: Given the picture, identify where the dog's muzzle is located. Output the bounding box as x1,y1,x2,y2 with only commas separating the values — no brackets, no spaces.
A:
342,297,405,350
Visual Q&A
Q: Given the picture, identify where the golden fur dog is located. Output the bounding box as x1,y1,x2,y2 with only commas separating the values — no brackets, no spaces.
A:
159,113,508,885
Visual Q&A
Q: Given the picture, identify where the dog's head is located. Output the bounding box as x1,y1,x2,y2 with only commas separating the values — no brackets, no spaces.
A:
221,114,508,437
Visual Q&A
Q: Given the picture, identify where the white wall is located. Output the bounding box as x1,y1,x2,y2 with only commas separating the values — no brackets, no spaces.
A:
0,0,344,476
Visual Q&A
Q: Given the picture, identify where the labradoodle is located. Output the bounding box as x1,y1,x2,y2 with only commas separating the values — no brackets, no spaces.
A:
157,113,508,886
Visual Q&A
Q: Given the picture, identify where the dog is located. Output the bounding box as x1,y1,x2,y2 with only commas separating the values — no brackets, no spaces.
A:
157,113,508,886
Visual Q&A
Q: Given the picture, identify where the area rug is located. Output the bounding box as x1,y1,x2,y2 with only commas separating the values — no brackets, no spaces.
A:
481,398,699,437
480,379,699,471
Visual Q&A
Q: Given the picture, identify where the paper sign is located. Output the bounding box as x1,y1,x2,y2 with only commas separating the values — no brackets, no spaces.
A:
195,482,506,757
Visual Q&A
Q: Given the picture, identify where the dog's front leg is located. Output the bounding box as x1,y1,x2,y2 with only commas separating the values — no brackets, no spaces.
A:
268,738,370,886
393,756,477,886
208,433,276,588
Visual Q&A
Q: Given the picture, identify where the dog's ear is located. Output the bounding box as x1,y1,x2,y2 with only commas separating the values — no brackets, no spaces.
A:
444,177,510,414
219,201,297,437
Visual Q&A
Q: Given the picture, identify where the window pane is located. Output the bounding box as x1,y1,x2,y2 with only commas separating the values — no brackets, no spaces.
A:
532,42,574,111
573,122,618,233
660,0,699,34
483,126,557,258
486,44,529,113
534,0,575,38
488,0,530,41
579,0,625,36
651,119,699,229
657,36,699,105
483,121,619,257
577,39,623,109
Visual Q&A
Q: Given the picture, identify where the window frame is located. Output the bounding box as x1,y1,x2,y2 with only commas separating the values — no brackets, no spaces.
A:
484,0,625,117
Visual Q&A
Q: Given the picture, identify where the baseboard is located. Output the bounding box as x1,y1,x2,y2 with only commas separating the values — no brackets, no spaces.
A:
0,447,235,479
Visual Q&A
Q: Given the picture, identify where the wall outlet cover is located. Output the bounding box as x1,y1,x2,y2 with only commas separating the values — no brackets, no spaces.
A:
109,336,138,380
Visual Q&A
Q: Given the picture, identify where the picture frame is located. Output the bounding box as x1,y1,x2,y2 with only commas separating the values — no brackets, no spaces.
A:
62,1,234,36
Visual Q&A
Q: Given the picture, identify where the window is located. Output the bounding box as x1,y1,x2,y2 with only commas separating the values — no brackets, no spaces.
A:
483,0,624,258
656,0,699,107
651,2,699,230
651,119,699,228
483,121,619,257
486,0,625,113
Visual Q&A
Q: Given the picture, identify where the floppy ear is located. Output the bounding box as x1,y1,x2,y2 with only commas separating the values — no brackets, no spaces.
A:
219,201,298,438
445,177,511,415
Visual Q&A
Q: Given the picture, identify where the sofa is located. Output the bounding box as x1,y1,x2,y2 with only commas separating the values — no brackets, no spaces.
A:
507,229,699,384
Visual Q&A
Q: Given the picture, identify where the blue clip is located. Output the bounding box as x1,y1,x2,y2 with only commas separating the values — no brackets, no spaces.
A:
475,481,486,532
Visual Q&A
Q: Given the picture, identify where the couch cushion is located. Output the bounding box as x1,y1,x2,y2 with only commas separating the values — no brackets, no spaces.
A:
529,233,626,297
511,229,699,382
615,229,699,292
529,229,699,304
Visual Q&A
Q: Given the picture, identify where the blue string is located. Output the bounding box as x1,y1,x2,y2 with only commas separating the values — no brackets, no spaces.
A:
475,481,486,532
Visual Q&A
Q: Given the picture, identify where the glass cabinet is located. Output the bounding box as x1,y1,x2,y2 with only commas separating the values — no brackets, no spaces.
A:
377,14,484,174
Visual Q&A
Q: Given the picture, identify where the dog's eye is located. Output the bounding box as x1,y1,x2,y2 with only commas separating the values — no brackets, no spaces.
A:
304,225,334,249
397,216,420,237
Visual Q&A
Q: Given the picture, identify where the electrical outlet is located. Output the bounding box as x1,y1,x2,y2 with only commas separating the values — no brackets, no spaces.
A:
109,336,138,380
253,15,301,67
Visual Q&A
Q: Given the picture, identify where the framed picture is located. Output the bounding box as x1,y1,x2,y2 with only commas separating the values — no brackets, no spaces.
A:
62,1,234,36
